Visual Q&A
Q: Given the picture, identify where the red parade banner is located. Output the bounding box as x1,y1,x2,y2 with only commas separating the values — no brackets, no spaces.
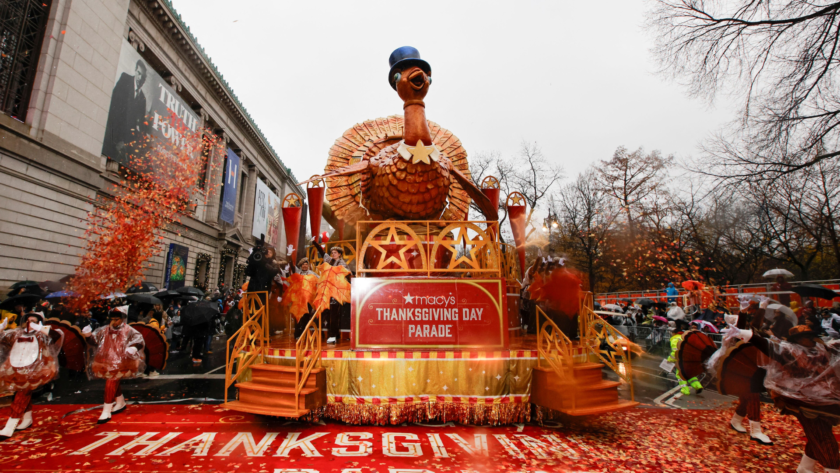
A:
306,177,325,239
281,193,302,263
506,192,527,275
351,278,508,349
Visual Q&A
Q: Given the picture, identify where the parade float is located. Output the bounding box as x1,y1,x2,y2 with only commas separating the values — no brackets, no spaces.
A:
223,47,639,424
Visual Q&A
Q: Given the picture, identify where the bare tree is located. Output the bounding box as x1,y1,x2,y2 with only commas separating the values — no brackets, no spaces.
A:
596,146,673,239
555,169,619,291
648,1,840,183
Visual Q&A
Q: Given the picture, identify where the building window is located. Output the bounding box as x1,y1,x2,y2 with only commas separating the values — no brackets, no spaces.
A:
0,0,50,120
237,171,247,213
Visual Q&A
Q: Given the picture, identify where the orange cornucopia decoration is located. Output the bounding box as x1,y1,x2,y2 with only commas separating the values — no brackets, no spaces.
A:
283,273,318,321
312,262,351,315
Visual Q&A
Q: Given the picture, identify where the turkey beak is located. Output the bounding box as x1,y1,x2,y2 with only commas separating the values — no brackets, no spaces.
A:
408,69,427,91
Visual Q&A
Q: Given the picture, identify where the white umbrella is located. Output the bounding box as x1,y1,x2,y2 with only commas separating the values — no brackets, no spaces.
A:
767,304,798,326
603,304,623,312
763,268,794,278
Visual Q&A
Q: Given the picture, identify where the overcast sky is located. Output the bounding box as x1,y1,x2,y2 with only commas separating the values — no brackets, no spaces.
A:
170,0,734,187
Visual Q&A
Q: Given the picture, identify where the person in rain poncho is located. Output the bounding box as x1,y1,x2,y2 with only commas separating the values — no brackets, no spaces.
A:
83,306,145,424
0,311,62,439
667,302,686,321
665,282,679,303
726,323,840,473
668,319,704,396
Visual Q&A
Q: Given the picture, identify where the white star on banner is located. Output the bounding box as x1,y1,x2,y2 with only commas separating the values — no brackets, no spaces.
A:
485,387,489,391
403,293,415,304
514,376,520,381
357,376,363,382
372,384,376,388
496,374,502,380
408,367,414,372
443,385,448,391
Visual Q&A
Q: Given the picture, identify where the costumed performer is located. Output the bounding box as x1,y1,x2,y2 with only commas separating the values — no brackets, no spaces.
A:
668,319,704,395
312,240,350,344
725,324,840,473
0,311,62,439
706,296,773,445
83,306,145,424
292,257,318,339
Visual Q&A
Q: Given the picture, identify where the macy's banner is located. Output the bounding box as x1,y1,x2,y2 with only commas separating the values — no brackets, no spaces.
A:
351,279,508,349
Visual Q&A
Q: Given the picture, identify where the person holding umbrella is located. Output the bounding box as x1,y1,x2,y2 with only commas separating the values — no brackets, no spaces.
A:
180,299,218,365
0,311,63,439
82,306,145,424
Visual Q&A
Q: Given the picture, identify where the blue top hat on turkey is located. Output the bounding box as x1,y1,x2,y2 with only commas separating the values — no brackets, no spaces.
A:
388,46,432,90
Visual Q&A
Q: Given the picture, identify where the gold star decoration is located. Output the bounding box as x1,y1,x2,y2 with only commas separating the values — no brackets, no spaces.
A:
406,139,436,165
508,192,525,206
438,226,489,270
368,226,420,270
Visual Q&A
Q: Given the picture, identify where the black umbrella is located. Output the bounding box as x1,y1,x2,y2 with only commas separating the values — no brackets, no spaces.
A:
0,293,44,311
791,284,840,301
636,297,656,306
653,301,668,309
127,294,163,305
619,297,632,303
126,282,159,294
180,300,219,327
39,281,65,293
10,281,38,290
154,290,181,299
176,286,205,297
593,302,602,310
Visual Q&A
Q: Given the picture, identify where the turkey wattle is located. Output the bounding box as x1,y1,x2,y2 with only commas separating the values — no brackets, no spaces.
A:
300,47,497,225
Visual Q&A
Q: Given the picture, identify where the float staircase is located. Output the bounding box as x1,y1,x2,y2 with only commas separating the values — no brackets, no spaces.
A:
223,292,326,417
530,295,640,416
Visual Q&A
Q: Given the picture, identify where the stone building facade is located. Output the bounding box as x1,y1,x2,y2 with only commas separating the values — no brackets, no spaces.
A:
0,0,303,293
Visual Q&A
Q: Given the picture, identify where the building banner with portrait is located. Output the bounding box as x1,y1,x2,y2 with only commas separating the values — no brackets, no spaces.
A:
252,179,281,248
164,243,189,290
219,149,239,225
102,40,201,171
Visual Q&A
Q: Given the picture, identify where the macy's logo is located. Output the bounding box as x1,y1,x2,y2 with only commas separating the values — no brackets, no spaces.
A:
403,293,456,306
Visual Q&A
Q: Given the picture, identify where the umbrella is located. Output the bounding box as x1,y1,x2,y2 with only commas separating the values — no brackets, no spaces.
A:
653,301,668,309
10,281,38,290
603,303,623,312
44,318,87,372
127,294,162,305
176,286,205,297
618,297,632,303
180,300,218,327
45,290,79,300
676,330,717,381
100,292,126,300
690,319,719,333
130,322,169,370
126,282,159,294
154,290,181,299
636,298,656,306
681,280,705,291
763,268,794,278
652,315,668,323
58,275,74,284
791,284,840,301
593,302,602,310
766,304,798,326
0,293,43,311
39,281,65,293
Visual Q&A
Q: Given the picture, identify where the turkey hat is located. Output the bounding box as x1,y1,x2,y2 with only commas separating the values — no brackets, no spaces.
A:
388,46,431,90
